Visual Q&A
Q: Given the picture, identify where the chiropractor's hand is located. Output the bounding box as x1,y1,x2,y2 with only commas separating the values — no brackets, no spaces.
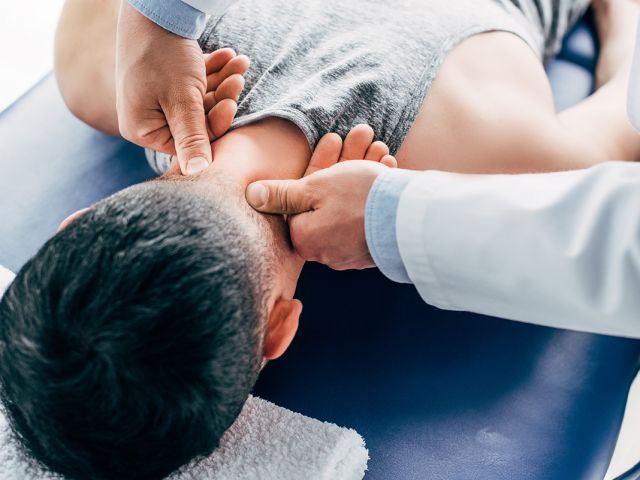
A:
246,135,396,270
116,2,245,175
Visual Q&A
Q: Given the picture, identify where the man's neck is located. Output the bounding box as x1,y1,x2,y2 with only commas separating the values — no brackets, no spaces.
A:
202,118,310,300
208,118,312,186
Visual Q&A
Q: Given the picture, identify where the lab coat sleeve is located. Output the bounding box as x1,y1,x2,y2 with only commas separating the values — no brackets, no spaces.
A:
391,161,640,338
181,0,235,14
128,0,233,39
365,169,414,283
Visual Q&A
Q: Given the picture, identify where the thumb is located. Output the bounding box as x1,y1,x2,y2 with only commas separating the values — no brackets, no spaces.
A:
246,179,314,214
165,90,212,176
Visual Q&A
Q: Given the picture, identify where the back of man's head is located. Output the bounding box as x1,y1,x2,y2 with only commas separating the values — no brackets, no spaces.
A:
0,180,270,479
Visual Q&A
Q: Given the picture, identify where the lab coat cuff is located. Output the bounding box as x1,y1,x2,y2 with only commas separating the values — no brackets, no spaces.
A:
365,169,415,284
182,0,235,14
128,0,208,39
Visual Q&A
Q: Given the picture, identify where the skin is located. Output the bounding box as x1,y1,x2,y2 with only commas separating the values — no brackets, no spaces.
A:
57,0,640,168
247,0,640,268
60,119,396,360
55,1,640,268
55,0,249,175
116,2,208,174
246,159,394,270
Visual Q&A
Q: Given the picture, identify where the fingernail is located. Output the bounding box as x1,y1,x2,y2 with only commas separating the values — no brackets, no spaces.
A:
186,157,209,175
246,183,268,208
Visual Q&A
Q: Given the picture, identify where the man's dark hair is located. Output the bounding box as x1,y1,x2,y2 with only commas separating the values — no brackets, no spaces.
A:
0,181,269,480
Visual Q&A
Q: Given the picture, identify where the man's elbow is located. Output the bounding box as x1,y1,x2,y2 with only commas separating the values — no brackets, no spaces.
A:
53,0,119,136
54,49,117,135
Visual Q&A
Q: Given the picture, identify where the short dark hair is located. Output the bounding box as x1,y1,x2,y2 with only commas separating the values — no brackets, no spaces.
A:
0,180,270,480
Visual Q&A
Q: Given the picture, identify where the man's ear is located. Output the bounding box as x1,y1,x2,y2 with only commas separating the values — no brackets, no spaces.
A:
57,207,91,232
263,298,302,360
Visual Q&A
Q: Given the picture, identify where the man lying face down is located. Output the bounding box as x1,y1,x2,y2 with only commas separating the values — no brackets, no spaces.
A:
4,0,640,478
0,115,394,479
0,179,274,480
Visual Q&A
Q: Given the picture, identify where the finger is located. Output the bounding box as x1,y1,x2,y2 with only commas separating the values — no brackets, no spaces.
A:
329,261,376,271
304,133,342,177
328,255,376,271
118,107,177,155
120,121,177,155
205,48,236,74
163,89,212,175
204,74,245,111
381,155,398,168
246,179,314,214
287,214,316,261
165,155,182,176
340,124,374,161
364,141,390,161
207,98,238,139
207,55,250,92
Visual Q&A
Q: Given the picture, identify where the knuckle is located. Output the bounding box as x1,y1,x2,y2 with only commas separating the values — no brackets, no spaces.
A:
290,230,315,261
117,116,133,139
165,84,206,109
331,264,349,272
305,175,322,190
176,131,209,150
309,236,334,264
119,123,144,145
288,213,302,231
118,114,152,144
294,241,314,261
119,125,134,142
303,249,320,263
289,219,306,248
318,252,336,266
276,181,295,211
306,175,331,198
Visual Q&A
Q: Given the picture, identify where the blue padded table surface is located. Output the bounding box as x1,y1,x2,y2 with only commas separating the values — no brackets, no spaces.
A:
1,21,639,480
0,76,155,273
255,266,640,480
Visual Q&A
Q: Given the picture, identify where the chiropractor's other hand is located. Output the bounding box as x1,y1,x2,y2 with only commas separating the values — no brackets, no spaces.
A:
116,2,248,175
246,126,396,270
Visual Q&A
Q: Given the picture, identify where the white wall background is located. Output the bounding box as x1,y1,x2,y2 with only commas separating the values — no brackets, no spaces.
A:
0,0,65,112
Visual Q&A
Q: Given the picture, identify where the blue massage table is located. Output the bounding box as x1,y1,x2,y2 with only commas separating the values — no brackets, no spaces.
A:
0,16,638,480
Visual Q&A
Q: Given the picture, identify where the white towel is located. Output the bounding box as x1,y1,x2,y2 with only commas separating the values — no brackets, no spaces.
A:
0,265,14,297
171,396,368,480
0,266,368,480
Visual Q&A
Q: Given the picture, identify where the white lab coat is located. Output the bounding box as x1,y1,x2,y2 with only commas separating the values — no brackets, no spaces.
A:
394,22,640,338
396,162,640,338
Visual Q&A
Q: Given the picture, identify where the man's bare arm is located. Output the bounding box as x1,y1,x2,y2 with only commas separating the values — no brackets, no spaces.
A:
397,1,639,175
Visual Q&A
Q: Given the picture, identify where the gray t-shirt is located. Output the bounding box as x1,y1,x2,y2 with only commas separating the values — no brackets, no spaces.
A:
146,0,589,174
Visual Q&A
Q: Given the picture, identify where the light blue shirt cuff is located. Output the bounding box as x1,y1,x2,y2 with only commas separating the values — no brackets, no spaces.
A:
129,0,208,39
365,169,416,284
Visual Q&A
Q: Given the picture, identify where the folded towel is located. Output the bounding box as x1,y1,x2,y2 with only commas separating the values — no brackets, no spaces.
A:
0,265,13,297
171,396,368,480
0,267,368,480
